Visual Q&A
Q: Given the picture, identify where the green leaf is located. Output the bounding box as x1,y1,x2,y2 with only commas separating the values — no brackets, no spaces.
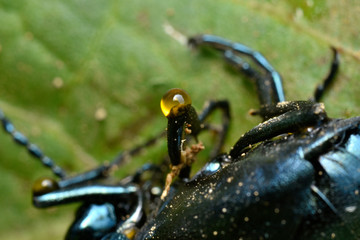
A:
0,1,359,239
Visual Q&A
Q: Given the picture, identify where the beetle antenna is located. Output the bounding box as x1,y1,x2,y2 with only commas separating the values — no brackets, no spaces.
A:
0,108,67,179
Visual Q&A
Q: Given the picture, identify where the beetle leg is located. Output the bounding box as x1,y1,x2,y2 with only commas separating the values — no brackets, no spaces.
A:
33,163,164,208
116,190,144,239
100,191,143,240
229,101,328,160
108,131,166,170
125,163,163,184
189,34,285,105
223,50,277,108
59,131,167,188
198,100,231,159
33,184,138,208
60,131,166,188
311,47,340,102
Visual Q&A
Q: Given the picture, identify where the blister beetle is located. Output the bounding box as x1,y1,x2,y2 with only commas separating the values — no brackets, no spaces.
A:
2,34,360,239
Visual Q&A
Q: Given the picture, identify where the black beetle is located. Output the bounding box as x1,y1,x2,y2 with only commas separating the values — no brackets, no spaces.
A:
134,35,360,239
2,34,360,240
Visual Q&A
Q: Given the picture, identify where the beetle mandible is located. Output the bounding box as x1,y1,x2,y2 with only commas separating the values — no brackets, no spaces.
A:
1,34,360,240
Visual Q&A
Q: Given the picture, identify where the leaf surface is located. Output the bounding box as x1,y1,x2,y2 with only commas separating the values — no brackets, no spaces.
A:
0,1,359,239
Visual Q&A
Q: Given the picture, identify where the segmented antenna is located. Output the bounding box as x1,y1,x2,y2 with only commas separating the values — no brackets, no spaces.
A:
0,109,67,179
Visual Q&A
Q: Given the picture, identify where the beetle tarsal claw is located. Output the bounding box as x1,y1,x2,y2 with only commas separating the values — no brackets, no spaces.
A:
161,142,205,200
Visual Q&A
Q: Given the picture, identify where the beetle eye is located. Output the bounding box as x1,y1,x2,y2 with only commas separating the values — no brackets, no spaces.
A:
161,88,192,117
32,177,59,196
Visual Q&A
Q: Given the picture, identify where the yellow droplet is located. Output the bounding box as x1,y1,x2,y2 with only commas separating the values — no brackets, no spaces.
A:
160,88,191,117
32,177,59,196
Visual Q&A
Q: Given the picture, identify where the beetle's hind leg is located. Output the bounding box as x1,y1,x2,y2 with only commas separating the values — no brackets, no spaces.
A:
189,34,285,108
311,47,340,102
224,50,276,108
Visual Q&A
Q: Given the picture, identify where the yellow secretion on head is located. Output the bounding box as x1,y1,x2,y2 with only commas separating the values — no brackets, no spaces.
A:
160,88,192,117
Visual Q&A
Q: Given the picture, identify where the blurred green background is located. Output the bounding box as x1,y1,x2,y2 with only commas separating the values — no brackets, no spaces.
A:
0,0,359,239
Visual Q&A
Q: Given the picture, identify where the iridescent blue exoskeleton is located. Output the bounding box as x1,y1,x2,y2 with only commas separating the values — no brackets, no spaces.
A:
2,34,360,240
